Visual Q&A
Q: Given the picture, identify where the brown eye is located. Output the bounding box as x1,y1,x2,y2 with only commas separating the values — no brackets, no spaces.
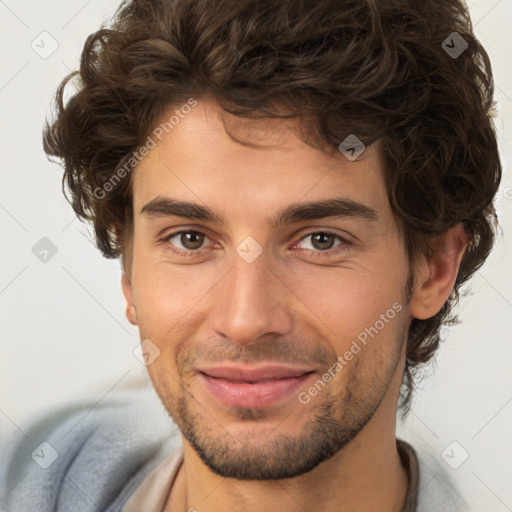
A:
298,232,342,251
165,230,209,252
293,230,353,259
179,232,205,250
310,233,336,250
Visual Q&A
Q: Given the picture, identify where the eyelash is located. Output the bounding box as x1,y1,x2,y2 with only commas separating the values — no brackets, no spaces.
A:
162,229,352,259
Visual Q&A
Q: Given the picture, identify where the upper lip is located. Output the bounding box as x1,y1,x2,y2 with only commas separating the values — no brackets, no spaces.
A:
197,364,315,382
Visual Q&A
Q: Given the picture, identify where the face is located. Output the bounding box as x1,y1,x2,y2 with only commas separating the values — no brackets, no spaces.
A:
122,99,412,480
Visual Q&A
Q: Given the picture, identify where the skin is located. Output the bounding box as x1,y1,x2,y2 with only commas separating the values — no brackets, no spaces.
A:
121,98,468,512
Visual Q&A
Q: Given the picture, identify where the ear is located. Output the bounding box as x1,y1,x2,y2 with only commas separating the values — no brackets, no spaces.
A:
121,272,138,326
409,224,469,320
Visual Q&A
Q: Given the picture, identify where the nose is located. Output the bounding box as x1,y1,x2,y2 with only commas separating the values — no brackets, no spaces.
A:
210,249,293,346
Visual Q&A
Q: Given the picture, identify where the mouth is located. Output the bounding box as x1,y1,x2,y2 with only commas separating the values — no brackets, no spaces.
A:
196,364,316,408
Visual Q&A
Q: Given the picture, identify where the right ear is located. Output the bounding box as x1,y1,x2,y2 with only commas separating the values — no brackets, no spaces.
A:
121,272,138,326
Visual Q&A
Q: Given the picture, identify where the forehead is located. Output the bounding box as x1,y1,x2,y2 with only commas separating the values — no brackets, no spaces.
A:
131,99,390,219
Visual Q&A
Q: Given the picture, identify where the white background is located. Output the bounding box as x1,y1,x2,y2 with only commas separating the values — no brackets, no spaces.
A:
0,0,511,510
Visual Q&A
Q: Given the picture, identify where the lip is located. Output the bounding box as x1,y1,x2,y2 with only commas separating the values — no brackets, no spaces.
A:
197,364,314,381
196,364,316,408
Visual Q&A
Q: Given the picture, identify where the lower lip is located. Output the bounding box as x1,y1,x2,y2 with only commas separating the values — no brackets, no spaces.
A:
199,372,315,408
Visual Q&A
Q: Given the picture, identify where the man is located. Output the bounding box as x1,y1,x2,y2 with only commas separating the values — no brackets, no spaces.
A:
0,0,502,511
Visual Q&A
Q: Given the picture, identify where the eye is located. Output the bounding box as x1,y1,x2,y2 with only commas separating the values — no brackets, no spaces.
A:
295,231,350,256
164,230,212,255
161,229,352,259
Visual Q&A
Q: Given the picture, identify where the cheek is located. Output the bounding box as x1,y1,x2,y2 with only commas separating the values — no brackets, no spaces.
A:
286,263,406,346
129,258,221,377
130,251,211,327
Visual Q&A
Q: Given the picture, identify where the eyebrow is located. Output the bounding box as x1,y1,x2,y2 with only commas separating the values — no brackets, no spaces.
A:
140,196,378,227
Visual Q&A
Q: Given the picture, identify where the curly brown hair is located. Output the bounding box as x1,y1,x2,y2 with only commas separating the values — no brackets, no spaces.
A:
43,0,502,410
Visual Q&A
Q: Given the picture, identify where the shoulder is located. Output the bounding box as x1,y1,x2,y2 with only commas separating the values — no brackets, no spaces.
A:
0,389,181,512
410,441,470,512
